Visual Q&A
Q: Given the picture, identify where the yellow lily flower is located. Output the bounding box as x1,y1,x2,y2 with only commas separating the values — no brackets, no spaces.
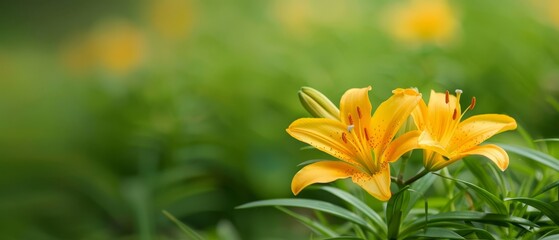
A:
287,87,422,201
411,90,517,171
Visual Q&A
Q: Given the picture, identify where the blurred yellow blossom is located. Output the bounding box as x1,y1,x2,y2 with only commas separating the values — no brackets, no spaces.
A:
529,0,559,29
383,0,458,46
92,21,147,76
59,36,97,76
272,0,360,38
148,0,193,41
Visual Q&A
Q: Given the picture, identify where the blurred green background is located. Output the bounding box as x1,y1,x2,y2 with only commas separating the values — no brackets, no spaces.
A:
0,0,558,239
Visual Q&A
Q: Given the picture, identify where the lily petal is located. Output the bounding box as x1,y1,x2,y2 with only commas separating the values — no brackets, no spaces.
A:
351,166,392,201
458,144,510,171
450,114,517,154
370,88,421,156
383,130,421,163
418,130,451,156
339,86,372,142
425,90,460,140
287,118,361,166
291,161,355,195
411,97,428,131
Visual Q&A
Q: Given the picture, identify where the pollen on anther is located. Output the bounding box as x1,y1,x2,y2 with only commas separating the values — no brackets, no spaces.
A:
469,97,476,110
342,132,348,144
363,128,370,141
348,115,354,125
356,107,362,119
445,90,450,104
452,108,457,120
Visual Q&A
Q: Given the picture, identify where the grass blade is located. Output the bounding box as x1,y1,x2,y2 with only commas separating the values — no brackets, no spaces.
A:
410,227,465,239
275,206,338,237
505,197,559,225
162,210,205,240
500,144,559,171
435,174,508,214
236,198,375,232
400,211,538,237
532,179,559,198
317,186,386,235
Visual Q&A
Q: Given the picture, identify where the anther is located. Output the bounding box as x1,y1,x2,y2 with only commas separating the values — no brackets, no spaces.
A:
342,132,348,144
445,90,450,104
363,128,370,141
356,107,362,119
452,108,457,120
348,115,354,125
469,97,476,110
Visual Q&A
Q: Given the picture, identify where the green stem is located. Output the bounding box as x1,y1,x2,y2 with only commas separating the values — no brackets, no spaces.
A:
397,157,409,185
403,168,430,186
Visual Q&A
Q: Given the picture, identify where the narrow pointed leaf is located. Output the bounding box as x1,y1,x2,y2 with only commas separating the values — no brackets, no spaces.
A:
405,172,436,217
401,211,538,237
162,210,205,240
411,227,465,239
500,144,559,171
323,237,364,240
317,186,386,235
386,187,410,239
236,199,374,232
435,174,507,214
532,179,559,197
505,197,559,225
275,206,338,237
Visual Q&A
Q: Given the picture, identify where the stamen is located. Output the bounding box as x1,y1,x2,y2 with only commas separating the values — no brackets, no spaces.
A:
455,89,463,94
469,97,476,110
347,125,354,133
356,107,362,119
342,132,348,144
363,128,370,141
452,108,457,120
348,115,354,125
445,90,450,104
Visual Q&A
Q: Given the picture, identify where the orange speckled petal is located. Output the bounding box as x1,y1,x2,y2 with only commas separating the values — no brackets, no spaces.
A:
450,114,517,154
370,88,421,156
457,144,510,171
339,86,372,142
418,130,451,156
411,97,428,131
425,90,459,141
291,161,355,195
383,130,421,163
351,166,392,201
287,118,360,166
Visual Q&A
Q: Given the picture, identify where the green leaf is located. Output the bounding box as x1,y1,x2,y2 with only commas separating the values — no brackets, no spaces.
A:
400,211,538,238
386,187,410,239
405,173,436,217
162,210,205,240
500,144,559,172
317,186,386,236
275,206,338,237
410,227,465,239
532,179,559,197
534,138,559,142
297,159,327,167
453,228,496,240
463,158,498,195
236,199,375,232
435,174,508,214
322,237,364,240
505,198,559,225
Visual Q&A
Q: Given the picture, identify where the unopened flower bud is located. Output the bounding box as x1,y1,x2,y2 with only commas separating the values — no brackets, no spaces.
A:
298,87,340,120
